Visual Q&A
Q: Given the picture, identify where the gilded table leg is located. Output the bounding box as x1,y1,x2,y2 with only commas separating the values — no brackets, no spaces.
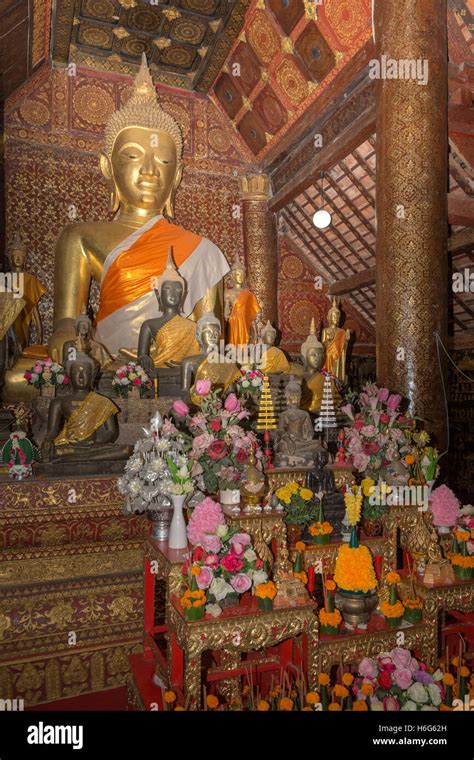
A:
184,650,202,710
218,649,242,703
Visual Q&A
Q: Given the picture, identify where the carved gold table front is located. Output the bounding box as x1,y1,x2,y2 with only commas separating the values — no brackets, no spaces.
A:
222,506,286,567
168,597,318,709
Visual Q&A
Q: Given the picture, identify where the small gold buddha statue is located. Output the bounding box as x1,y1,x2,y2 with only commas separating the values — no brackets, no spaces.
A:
274,379,327,467
63,307,113,369
119,248,199,373
300,318,339,412
224,254,260,347
181,304,240,405
322,297,351,384
258,321,290,375
48,53,229,362
42,352,131,464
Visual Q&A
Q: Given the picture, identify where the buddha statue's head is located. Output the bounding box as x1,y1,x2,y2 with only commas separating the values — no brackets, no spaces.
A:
260,320,276,347
9,231,27,271
285,379,302,408
327,297,341,329
152,248,185,311
65,353,98,393
196,311,221,353
230,254,246,288
301,318,324,371
75,307,92,340
101,53,183,218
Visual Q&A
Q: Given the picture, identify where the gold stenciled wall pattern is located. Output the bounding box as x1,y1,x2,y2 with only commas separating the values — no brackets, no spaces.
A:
5,64,254,341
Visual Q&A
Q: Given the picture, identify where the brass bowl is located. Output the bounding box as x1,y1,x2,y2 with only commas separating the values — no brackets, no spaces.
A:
335,588,378,628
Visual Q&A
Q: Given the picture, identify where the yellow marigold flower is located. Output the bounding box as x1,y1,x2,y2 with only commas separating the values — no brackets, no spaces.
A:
402,596,423,609
334,684,349,699
278,697,294,711
276,487,291,504
460,666,470,678
306,691,320,705
294,570,308,585
334,544,377,593
191,565,201,577
454,529,470,542
380,600,405,618
361,478,375,497
386,571,401,585
328,702,341,711
295,541,306,552
318,673,330,686
326,579,336,592
164,691,176,703
288,481,299,494
206,694,219,709
342,673,354,687
443,673,455,686
257,700,270,711
300,488,313,501
319,609,342,628
361,683,373,696
353,700,368,711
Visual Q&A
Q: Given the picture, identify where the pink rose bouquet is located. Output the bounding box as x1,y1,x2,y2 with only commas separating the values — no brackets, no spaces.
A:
24,358,69,389
112,362,153,398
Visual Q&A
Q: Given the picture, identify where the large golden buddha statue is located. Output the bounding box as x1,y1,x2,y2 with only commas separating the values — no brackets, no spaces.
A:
49,53,229,362
322,297,351,384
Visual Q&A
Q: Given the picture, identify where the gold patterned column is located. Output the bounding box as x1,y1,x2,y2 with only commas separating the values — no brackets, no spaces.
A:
375,0,448,447
240,174,278,326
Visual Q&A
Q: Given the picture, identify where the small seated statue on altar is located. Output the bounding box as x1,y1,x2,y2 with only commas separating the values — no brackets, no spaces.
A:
63,307,113,369
274,379,328,467
224,254,260,347
322,297,351,384
119,249,199,374
42,352,132,465
258,320,290,375
301,318,341,411
181,306,240,405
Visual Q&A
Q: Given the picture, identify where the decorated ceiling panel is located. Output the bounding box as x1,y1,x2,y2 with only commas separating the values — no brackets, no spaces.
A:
52,0,251,91
212,0,372,157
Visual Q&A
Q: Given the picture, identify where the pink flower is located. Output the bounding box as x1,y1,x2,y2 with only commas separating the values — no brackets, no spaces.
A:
390,648,411,669
33,364,42,374
195,379,211,396
359,657,378,680
353,453,370,472
230,533,251,554
361,425,376,438
230,573,252,594
192,432,215,457
196,566,214,589
354,419,365,431
393,668,413,690
380,413,390,424
341,403,354,421
208,440,227,460
204,553,219,568
173,399,189,417
430,484,460,528
187,497,225,546
44,357,53,366
201,534,222,553
210,418,221,432
133,377,141,385
377,387,390,402
224,393,240,413
63,376,69,384
408,657,420,673
221,553,244,573
191,460,204,477
387,394,402,411
24,371,32,380
383,696,400,711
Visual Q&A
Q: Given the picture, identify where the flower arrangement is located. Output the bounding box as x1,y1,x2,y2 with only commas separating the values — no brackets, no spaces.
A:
361,477,388,523
180,563,207,622
292,542,308,585
255,581,277,611
404,430,444,485
334,544,378,593
430,484,460,529
355,648,444,710
403,596,423,624
276,482,316,528
308,521,333,544
184,498,266,614
448,526,474,580
342,384,413,474
1,414,41,480
380,571,404,626
24,358,68,388
166,455,194,496
235,368,264,397
112,362,153,398
319,578,342,635
173,390,262,494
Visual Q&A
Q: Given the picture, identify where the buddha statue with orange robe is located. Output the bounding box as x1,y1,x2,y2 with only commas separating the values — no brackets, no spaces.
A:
322,297,351,384
259,320,290,374
48,53,229,364
224,255,260,348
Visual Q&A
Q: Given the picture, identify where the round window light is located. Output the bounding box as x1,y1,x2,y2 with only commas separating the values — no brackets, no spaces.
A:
312,208,332,229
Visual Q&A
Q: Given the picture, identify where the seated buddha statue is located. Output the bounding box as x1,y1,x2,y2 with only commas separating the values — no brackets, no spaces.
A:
300,318,340,412
274,379,327,467
63,307,113,369
48,53,229,364
321,297,351,384
181,308,240,405
224,254,260,347
119,248,199,373
42,352,131,464
258,321,290,374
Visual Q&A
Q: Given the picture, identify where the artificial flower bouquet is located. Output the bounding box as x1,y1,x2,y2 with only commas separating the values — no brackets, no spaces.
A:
235,368,264,397
319,579,342,635
335,487,378,593
448,526,474,580
184,497,267,615
24,357,68,388
430,484,460,531
308,521,333,545
255,581,277,611
355,648,444,710
342,383,413,474
112,362,153,398
172,390,262,495
166,455,194,497
404,430,444,485
379,572,405,627
180,564,207,622
402,596,423,624
276,482,316,529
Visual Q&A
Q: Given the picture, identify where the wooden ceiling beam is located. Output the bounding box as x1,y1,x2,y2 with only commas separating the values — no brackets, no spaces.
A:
448,193,474,226
325,172,376,239
329,268,376,295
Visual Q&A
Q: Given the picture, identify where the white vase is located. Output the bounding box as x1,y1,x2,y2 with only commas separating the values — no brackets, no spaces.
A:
168,494,188,549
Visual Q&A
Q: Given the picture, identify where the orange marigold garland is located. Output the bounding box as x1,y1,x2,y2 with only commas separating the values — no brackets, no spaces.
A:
334,544,377,593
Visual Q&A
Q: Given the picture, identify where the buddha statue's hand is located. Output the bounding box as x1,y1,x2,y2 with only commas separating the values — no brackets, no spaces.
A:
42,440,52,462
137,354,154,374
48,319,76,364
165,360,180,368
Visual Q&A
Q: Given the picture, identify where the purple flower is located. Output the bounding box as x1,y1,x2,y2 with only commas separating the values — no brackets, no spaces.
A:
392,668,413,690
230,573,252,594
415,670,434,686
196,566,214,590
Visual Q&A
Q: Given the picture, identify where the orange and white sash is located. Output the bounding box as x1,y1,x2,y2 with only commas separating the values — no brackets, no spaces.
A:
95,216,229,356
